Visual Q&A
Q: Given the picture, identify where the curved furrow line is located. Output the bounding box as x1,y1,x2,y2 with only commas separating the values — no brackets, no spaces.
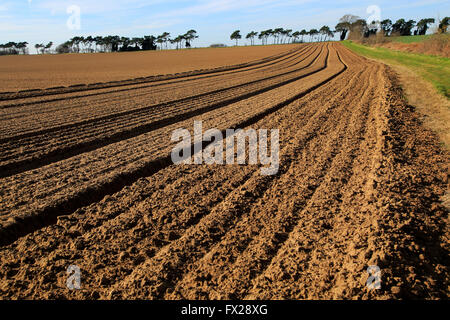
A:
0,46,319,160
1,49,322,205
18,50,355,299
0,49,349,298
0,46,325,177
0,46,314,137
0,46,301,101
233,67,377,300
167,65,369,299
0,45,320,163
0,44,346,247
245,66,383,300
0,44,447,300
99,45,349,298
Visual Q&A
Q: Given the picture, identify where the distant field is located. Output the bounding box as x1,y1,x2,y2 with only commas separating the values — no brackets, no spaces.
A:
0,44,298,92
343,40,450,98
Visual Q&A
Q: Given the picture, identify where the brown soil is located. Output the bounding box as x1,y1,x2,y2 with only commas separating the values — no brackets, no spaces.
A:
0,44,298,92
0,43,448,299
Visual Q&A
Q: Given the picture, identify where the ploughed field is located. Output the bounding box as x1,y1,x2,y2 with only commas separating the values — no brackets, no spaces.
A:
0,44,298,92
0,43,448,299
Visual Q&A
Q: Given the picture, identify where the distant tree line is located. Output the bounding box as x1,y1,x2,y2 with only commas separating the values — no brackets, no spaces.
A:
1,16,449,56
0,30,198,56
230,27,334,46
335,15,449,41
230,16,449,47
55,30,198,54
55,36,156,54
0,42,29,55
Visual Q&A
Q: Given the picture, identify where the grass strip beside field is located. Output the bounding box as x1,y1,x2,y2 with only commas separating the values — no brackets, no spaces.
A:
342,40,450,98
389,35,432,43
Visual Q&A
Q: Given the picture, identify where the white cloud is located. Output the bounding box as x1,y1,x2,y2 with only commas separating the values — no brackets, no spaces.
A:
0,4,10,11
390,0,449,10
135,19,181,30
36,0,165,15
155,0,289,18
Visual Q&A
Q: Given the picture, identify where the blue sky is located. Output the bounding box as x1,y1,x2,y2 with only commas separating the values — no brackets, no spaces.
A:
0,0,449,49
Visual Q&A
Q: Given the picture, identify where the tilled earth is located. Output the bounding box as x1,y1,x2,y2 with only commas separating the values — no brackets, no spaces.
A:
0,43,448,299
0,44,299,91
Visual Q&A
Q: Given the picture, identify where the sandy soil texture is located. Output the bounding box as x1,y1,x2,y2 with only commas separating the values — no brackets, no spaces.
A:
0,43,448,299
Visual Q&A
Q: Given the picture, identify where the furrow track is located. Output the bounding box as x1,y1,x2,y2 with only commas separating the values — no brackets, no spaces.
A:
0,45,309,110
0,45,322,177
0,46,301,101
0,46,311,136
0,43,344,245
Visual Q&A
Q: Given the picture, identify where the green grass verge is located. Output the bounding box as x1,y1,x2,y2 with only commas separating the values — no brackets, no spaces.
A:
389,35,432,43
342,40,450,98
